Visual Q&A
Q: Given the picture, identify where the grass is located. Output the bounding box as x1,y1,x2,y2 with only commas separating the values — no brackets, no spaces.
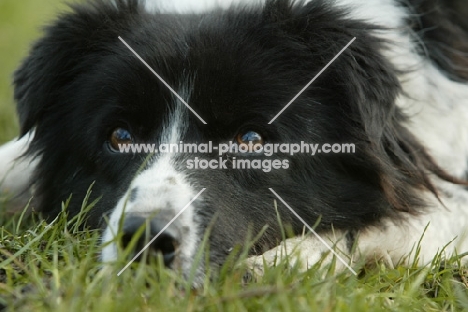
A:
1,200,468,312
1,1,468,311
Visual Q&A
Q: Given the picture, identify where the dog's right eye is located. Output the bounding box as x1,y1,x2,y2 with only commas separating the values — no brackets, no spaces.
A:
109,128,133,151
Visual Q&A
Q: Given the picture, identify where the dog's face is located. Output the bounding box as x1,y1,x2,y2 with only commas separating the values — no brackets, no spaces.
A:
14,0,446,283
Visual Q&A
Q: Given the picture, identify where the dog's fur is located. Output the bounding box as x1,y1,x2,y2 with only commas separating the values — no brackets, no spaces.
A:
1,0,468,285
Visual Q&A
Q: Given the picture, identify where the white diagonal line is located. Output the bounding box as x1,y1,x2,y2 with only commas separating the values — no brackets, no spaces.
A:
117,188,206,276
268,37,356,124
269,188,357,275
118,36,207,125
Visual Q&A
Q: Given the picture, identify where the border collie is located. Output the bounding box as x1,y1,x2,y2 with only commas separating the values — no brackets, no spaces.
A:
1,0,468,285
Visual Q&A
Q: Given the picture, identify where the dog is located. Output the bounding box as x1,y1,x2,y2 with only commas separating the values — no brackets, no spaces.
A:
1,0,468,286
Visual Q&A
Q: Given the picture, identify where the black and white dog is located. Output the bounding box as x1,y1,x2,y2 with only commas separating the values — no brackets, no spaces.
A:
1,0,468,285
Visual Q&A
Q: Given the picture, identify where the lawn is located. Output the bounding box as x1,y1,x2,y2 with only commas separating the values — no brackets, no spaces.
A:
2,198,468,312
1,1,468,311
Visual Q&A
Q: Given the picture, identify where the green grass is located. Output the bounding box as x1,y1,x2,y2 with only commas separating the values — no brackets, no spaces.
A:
1,1,468,311
1,201,468,312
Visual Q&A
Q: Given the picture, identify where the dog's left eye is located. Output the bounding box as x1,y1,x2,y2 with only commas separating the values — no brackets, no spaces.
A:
109,128,133,151
236,130,264,151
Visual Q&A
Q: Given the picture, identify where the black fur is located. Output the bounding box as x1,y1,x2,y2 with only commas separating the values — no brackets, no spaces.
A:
13,0,463,265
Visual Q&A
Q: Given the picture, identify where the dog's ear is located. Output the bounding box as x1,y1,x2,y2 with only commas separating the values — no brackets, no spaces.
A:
262,0,466,212
14,0,143,136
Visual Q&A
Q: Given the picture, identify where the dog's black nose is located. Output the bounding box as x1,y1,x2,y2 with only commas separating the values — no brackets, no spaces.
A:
121,215,179,267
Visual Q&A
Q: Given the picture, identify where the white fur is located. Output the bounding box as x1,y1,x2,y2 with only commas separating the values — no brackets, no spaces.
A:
144,0,261,13
0,132,37,211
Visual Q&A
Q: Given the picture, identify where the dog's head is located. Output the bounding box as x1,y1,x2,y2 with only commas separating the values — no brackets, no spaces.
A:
14,0,451,283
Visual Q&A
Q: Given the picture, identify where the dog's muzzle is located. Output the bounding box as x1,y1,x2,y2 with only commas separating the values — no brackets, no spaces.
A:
121,214,181,267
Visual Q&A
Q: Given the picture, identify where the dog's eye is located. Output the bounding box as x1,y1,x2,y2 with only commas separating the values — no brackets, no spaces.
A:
110,128,133,150
236,131,264,151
